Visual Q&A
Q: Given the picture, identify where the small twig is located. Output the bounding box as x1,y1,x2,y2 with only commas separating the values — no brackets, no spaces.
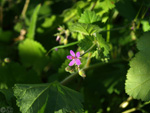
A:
21,0,30,19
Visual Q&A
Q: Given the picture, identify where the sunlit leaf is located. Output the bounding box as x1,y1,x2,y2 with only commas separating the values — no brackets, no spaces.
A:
70,23,101,35
141,20,150,32
42,15,56,28
125,32,150,101
78,10,101,24
18,39,49,73
14,82,83,113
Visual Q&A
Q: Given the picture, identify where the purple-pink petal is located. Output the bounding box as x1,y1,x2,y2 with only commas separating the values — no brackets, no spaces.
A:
67,55,72,60
76,52,80,58
56,36,60,41
70,50,75,57
69,60,75,66
75,59,81,65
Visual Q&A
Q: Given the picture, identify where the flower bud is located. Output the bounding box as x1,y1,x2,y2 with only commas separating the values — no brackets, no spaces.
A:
79,69,86,78
63,38,68,45
56,36,60,41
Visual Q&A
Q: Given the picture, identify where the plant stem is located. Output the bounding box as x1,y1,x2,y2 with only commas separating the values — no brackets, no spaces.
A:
100,22,131,33
46,41,79,56
122,108,137,113
106,24,110,42
21,0,30,19
90,1,97,11
61,59,125,85
80,43,96,57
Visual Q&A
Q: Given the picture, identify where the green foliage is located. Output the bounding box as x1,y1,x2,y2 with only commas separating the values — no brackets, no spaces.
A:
78,10,101,24
78,35,94,51
141,20,150,32
70,23,102,35
96,33,110,57
125,32,150,101
18,39,49,73
1,0,150,112
26,4,41,40
13,82,83,113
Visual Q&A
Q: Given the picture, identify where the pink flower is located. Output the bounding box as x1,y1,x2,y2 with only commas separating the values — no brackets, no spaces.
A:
67,50,81,66
56,36,60,41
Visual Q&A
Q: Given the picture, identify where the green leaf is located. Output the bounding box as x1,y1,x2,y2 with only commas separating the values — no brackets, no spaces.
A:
42,15,56,28
96,34,110,57
78,35,94,51
26,4,41,40
100,0,115,10
125,32,150,101
18,39,49,73
70,23,102,35
78,10,101,24
95,0,115,16
13,82,83,113
141,20,150,32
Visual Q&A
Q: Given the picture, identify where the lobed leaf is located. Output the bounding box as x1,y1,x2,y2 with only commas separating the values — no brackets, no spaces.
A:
13,82,83,113
69,23,102,35
125,32,150,101
18,39,49,73
78,35,95,51
78,10,101,24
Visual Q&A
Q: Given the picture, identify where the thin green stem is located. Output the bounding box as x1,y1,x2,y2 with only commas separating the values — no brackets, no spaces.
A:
80,43,96,57
61,59,125,85
100,22,131,33
106,24,110,42
90,1,97,11
134,4,143,22
46,41,79,56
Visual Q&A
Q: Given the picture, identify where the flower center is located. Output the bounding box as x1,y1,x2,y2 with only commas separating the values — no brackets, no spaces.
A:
72,56,77,59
